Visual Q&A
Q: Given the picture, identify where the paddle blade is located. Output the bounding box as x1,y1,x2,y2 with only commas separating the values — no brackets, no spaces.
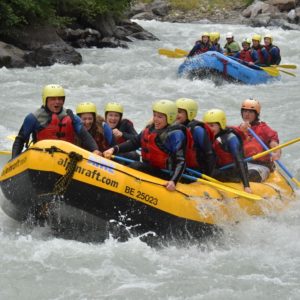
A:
261,66,280,77
158,48,185,58
272,64,297,69
174,48,189,56
278,69,296,77
0,150,11,155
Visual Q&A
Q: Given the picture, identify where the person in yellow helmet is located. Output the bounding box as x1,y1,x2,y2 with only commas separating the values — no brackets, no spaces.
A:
104,101,139,161
224,32,240,56
263,34,281,65
235,38,259,65
203,109,252,194
210,32,223,53
175,98,216,176
187,32,214,57
238,98,281,182
104,100,186,191
251,34,269,66
76,102,114,153
12,84,100,158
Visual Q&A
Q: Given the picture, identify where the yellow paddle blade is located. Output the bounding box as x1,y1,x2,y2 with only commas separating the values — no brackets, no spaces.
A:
0,150,11,155
278,69,296,77
6,135,16,141
174,48,189,56
260,66,280,77
195,177,262,201
158,48,186,58
271,64,297,69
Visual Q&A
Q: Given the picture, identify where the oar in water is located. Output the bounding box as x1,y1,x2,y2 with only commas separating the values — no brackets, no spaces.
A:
271,64,297,69
111,155,262,201
158,48,186,58
247,128,300,188
220,136,300,170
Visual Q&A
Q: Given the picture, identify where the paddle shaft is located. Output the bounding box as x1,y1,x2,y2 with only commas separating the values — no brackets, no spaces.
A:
248,128,300,188
112,155,262,200
221,137,300,170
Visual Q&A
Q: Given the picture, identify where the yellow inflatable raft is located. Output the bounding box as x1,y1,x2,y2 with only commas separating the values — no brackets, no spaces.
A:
0,140,295,242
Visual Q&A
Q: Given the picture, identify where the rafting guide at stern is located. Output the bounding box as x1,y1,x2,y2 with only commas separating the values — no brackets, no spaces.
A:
12,84,100,158
104,99,186,191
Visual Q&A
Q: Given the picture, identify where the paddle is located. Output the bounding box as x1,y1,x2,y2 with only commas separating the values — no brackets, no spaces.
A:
248,128,300,188
230,57,280,76
0,150,11,155
277,69,296,77
158,48,186,58
174,48,189,56
271,64,297,69
111,155,262,201
220,137,300,170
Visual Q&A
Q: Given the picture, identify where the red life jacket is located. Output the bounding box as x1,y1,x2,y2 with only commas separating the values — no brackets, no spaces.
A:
243,122,278,163
36,113,75,143
239,49,253,63
213,127,244,167
185,121,213,168
141,124,185,169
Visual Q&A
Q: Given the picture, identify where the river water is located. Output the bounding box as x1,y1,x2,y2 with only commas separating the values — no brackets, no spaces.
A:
0,20,300,299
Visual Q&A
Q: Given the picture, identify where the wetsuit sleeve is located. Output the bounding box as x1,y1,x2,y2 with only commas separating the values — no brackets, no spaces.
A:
193,127,216,176
228,134,250,188
270,47,281,65
103,122,115,147
165,130,186,184
120,120,138,141
12,113,39,159
73,115,98,152
114,131,142,154
187,42,200,57
234,52,240,59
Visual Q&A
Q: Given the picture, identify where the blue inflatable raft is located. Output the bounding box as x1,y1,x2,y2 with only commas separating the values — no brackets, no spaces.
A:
178,51,280,85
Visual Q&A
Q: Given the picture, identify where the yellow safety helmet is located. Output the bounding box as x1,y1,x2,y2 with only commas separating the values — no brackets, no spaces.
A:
152,99,177,125
210,32,220,43
203,109,227,130
104,102,124,114
252,34,262,42
264,34,273,43
202,32,210,38
76,102,97,115
175,98,198,121
42,84,65,106
241,98,261,114
242,38,252,45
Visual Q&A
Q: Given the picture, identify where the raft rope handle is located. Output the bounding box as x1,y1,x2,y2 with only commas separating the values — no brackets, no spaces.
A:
27,146,190,197
52,151,83,196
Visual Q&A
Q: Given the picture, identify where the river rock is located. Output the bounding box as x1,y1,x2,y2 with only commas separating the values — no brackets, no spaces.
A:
26,43,82,66
0,41,29,68
267,0,297,11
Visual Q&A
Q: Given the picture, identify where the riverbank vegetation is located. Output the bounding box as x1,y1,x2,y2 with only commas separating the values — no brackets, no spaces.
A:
0,0,132,37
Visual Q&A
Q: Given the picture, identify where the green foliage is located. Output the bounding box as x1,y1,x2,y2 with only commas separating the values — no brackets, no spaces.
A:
0,0,132,36
169,0,199,11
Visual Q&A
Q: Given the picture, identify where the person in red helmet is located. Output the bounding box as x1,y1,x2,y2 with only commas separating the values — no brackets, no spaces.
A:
239,98,280,182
